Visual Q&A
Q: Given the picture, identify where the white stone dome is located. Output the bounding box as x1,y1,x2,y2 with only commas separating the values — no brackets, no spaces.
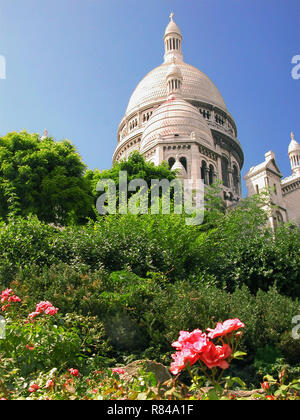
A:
140,96,213,154
166,62,183,80
125,62,227,117
171,157,186,177
288,133,300,153
164,19,182,37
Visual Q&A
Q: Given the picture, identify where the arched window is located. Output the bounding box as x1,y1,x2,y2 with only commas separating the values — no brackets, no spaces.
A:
179,157,187,172
221,156,229,187
276,211,283,224
168,157,175,169
201,160,207,185
233,165,239,194
208,164,215,185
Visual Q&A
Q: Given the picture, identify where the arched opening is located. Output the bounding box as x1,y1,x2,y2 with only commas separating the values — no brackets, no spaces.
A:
221,156,229,187
201,160,207,185
168,157,175,169
208,164,215,185
276,211,283,224
233,165,239,194
179,157,187,172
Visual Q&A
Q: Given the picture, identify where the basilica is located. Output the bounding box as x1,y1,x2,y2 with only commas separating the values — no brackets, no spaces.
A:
113,14,299,227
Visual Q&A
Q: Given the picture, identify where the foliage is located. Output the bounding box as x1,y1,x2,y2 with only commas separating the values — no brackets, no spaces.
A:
3,264,299,382
0,143,298,295
0,290,298,401
197,194,300,296
254,371,300,400
84,151,177,202
0,143,299,398
0,131,93,224
0,213,202,282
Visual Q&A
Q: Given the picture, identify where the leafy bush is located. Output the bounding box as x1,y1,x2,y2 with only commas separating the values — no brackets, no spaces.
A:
0,213,202,281
0,194,299,298
3,262,299,369
145,281,299,367
0,216,59,284
278,331,300,365
197,198,300,297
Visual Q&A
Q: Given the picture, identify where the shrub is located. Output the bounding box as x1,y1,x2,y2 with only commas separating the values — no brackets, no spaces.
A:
197,197,300,297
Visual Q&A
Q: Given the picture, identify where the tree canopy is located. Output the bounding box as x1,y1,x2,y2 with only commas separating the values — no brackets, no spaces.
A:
84,151,177,197
0,131,93,224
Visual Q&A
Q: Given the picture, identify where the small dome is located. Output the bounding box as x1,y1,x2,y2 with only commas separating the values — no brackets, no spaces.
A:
171,157,186,177
288,133,300,154
140,97,213,154
164,14,182,37
166,62,183,80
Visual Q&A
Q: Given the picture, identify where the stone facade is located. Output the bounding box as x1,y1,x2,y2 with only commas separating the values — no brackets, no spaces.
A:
244,133,300,228
112,14,299,226
113,14,244,205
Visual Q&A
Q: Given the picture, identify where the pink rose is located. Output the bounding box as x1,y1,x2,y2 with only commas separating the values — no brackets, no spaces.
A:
0,288,21,310
44,306,58,316
207,319,245,339
172,329,209,354
0,289,12,303
28,311,40,320
170,348,200,375
28,301,58,320
199,342,232,370
28,383,39,393
68,368,80,377
112,368,125,375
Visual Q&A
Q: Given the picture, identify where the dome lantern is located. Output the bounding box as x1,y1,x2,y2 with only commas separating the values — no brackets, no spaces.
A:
163,13,183,64
288,132,300,176
166,60,183,96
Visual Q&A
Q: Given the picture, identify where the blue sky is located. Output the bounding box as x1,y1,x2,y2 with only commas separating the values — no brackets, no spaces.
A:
0,0,299,195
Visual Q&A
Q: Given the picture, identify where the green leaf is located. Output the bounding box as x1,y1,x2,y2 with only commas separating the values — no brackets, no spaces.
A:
232,351,247,359
207,389,221,400
229,377,247,389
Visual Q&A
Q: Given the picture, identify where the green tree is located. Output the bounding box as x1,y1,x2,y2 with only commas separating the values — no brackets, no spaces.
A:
84,151,178,214
0,131,93,224
197,193,300,296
